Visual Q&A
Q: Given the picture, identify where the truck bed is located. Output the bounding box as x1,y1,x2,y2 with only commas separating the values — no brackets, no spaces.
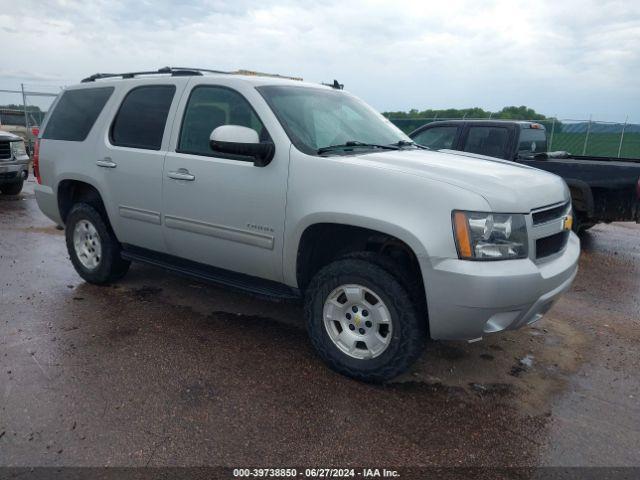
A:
518,155,640,225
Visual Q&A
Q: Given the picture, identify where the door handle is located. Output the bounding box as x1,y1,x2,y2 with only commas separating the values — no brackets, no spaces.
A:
96,158,117,168
167,169,195,181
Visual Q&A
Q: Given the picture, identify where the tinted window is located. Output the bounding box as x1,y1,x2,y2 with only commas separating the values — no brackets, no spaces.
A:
178,86,268,156
111,85,175,150
464,127,509,158
518,128,547,153
43,87,114,141
412,126,458,149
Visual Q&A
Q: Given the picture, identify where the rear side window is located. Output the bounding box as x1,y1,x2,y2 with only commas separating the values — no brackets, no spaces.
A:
518,128,547,153
111,85,176,150
412,126,458,150
42,87,114,141
463,126,509,158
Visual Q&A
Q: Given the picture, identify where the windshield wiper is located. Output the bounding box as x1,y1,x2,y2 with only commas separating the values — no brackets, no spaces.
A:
389,140,429,150
317,140,400,155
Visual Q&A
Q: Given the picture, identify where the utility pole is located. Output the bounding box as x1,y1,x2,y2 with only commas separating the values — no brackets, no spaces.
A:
20,83,30,133
617,116,628,158
582,115,592,155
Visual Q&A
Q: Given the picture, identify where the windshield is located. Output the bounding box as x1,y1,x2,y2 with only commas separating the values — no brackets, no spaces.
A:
257,85,410,155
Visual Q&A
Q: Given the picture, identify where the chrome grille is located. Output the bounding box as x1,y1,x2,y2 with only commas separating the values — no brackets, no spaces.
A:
536,231,569,258
532,201,570,225
530,202,572,260
0,141,11,160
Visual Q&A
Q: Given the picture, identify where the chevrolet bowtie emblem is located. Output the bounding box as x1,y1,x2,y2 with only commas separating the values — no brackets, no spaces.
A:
563,215,573,231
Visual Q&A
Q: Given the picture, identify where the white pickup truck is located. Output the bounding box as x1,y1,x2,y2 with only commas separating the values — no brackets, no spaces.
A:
33,67,579,381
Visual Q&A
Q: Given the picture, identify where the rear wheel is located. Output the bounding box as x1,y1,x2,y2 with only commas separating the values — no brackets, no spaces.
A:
65,203,130,284
0,179,24,195
305,256,426,382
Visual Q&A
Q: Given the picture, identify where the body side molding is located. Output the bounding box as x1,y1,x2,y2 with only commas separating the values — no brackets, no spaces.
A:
119,205,162,225
164,215,275,250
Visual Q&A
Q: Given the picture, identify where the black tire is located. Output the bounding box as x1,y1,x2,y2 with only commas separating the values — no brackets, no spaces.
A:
0,179,24,195
65,203,130,284
305,256,426,382
572,208,596,234
339,251,427,319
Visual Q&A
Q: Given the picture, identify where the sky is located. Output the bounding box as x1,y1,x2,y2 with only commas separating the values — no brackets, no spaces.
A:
1,0,639,121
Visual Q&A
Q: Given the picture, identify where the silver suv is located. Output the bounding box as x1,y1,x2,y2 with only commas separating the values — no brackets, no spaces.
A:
34,67,579,381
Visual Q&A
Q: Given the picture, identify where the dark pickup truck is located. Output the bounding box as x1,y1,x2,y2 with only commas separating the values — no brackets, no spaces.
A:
409,120,640,232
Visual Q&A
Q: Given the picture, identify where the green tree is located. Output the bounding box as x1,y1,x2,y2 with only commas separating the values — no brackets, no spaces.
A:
495,106,545,120
0,104,42,113
383,105,547,121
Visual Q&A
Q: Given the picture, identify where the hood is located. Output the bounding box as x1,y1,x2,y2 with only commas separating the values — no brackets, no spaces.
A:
0,130,22,141
351,148,569,212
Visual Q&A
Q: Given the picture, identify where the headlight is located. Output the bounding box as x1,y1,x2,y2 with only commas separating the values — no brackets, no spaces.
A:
10,140,27,157
453,210,528,260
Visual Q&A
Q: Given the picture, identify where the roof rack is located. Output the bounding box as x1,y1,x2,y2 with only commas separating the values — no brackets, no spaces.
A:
81,67,218,83
81,66,303,83
234,69,303,81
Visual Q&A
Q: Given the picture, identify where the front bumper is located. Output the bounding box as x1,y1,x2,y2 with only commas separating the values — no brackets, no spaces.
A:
0,160,29,184
423,232,580,340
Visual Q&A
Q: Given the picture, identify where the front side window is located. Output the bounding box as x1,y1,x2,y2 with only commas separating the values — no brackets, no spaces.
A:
412,126,458,150
257,86,409,155
111,85,176,150
178,86,268,157
43,87,114,141
463,126,509,158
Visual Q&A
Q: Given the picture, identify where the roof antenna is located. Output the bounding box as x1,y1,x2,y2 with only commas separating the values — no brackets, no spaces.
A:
322,79,344,90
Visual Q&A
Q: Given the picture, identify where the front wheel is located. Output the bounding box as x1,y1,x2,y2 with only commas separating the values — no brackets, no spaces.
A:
305,256,426,382
0,179,24,195
65,203,130,284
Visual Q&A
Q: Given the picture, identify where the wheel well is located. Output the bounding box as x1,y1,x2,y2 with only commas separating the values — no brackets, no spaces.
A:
58,180,108,224
569,186,587,213
296,223,426,310
567,180,595,218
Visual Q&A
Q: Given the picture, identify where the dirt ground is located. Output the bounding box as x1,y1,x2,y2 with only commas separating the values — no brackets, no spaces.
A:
1,180,639,470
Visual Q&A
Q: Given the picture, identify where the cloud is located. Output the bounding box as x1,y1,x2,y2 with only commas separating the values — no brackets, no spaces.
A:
0,0,638,120
0,69,65,82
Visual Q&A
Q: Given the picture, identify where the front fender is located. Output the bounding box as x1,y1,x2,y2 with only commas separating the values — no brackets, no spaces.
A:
284,212,430,286
282,149,492,288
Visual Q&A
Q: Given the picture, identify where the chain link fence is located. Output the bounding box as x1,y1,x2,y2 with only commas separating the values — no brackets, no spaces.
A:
387,117,640,158
0,84,61,153
1,85,637,159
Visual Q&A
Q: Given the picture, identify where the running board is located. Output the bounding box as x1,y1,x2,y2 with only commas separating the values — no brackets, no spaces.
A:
121,245,301,301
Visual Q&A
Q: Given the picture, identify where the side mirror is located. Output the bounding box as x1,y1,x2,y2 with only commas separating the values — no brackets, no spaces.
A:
209,125,275,167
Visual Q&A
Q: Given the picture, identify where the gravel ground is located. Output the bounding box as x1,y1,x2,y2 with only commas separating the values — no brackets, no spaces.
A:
1,180,638,470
